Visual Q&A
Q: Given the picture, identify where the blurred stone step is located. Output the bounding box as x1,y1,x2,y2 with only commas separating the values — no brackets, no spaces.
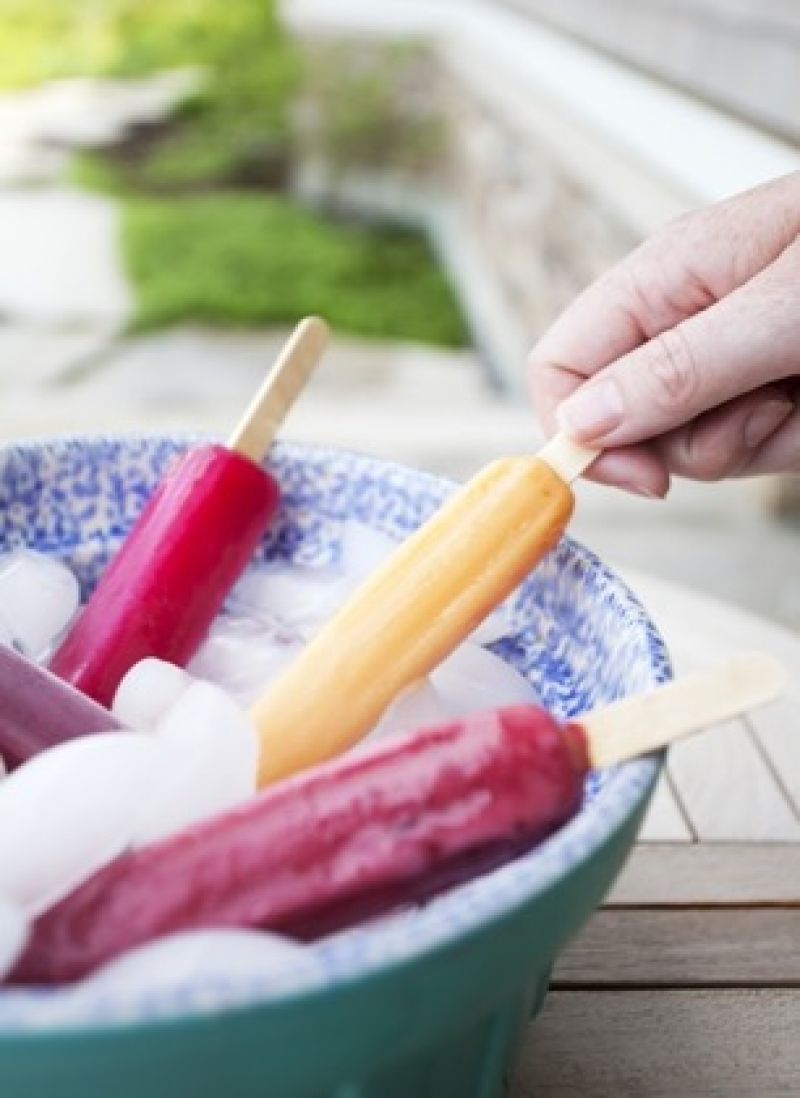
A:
0,189,131,326
0,69,204,175
0,324,116,386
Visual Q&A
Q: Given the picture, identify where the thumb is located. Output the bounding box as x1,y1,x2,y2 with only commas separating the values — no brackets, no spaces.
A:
556,242,800,448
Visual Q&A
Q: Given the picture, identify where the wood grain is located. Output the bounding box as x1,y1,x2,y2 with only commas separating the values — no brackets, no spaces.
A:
554,908,800,987
227,316,329,461
619,569,800,677
748,698,800,815
513,989,800,1096
667,718,800,842
637,773,693,843
609,844,800,905
583,654,786,769
536,432,598,483
511,573,800,1096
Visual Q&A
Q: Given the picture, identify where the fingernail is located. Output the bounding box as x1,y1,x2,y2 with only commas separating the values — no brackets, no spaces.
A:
557,379,624,441
623,483,667,500
743,399,794,449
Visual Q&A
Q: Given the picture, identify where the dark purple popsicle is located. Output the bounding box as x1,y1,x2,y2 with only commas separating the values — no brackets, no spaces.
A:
0,643,121,768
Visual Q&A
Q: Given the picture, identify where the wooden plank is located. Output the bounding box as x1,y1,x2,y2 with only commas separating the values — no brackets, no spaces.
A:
616,568,800,840
666,717,800,842
749,698,800,814
637,773,693,843
553,909,800,987
608,844,800,905
619,569,800,676
513,989,800,1097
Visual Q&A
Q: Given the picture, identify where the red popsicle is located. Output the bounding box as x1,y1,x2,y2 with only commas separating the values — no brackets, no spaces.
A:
49,318,329,707
11,706,588,984
10,654,784,985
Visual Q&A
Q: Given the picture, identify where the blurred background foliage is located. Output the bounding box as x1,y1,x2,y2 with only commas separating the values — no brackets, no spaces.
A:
0,0,298,189
0,0,466,345
297,42,445,182
125,196,467,344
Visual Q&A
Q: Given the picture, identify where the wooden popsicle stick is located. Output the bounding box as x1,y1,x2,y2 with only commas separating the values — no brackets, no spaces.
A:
227,316,330,462
537,432,599,484
582,653,787,769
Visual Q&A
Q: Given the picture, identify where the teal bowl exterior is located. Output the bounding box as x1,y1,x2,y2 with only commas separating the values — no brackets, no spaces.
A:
0,795,648,1098
0,436,667,1097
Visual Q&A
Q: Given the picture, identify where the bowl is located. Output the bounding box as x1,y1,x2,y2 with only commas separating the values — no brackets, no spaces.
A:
0,435,670,1098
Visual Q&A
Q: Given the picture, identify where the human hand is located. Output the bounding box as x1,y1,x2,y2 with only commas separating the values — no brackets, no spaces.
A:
527,172,800,497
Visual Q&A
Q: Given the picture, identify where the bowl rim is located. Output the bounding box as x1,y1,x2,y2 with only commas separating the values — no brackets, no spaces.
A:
0,433,669,1034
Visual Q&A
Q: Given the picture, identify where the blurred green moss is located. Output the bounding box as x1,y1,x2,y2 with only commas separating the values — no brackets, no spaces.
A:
124,195,468,346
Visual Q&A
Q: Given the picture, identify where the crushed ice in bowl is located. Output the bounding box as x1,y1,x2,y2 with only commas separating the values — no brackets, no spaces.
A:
0,520,535,1007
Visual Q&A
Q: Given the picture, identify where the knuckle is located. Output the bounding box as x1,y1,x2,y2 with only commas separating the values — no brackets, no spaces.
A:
664,430,736,482
647,327,701,413
691,445,735,482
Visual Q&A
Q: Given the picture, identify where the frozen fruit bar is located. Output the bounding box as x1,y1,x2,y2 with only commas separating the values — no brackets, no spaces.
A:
250,455,574,785
49,446,280,707
49,318,328,707
0,643,121,768
12,653,786,985
11,705,588,983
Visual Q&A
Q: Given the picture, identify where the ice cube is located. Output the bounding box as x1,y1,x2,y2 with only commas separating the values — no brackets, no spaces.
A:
189,615,304,706
0,733,163,915
112,658,194,729
226,523,398,640
67,929,320,999
364,679,449,748
0,619,17,650
131,680,258,847
70,931,316,1001
0,551,80,661
337,521,397,595
228,563,343,637
431,642,538,717
0,897,28,980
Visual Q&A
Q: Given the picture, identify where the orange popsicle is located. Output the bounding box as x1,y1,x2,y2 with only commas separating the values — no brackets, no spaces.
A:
251,435,598,786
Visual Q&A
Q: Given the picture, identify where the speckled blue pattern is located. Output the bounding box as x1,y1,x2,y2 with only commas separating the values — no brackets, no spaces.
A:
0,434,670,1031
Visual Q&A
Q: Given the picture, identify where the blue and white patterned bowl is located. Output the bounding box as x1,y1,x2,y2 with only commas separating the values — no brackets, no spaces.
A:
0,435,669,1041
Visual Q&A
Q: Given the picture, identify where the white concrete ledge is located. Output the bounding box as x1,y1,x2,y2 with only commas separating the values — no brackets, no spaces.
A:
283,0,800,222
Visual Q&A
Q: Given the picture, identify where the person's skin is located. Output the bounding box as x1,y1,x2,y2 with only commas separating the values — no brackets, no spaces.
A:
527,171,800,498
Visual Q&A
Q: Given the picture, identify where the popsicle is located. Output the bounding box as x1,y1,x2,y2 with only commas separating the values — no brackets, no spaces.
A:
10,653,785,985
250,433,598,786
49,318,329,707
0,643,121,768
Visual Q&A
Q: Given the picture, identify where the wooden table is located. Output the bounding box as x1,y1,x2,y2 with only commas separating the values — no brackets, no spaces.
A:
513,572,800,1096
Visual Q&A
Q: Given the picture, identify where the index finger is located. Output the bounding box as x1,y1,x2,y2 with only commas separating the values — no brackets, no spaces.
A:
525,268,672,497
527,171,800,429
526,351,670,497
528,272,647,430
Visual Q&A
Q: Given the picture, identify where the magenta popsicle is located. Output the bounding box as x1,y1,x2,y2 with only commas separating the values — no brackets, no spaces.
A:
11,706,588,984
49,318,329,707
0,643,121,768
49,447,279,706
